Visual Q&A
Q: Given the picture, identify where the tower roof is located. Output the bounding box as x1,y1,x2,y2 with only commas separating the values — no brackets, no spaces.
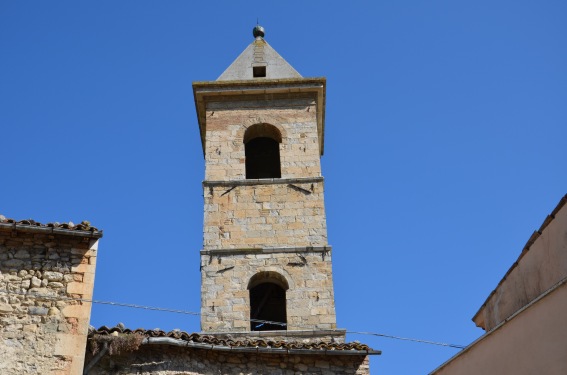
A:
217,28,302,81
193,26,326,157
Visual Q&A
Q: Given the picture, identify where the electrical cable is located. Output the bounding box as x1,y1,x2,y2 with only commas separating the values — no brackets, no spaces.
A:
0,288,464,349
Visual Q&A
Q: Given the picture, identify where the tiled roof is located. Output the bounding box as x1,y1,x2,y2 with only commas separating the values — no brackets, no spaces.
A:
89,326,378,354
0,215,102,237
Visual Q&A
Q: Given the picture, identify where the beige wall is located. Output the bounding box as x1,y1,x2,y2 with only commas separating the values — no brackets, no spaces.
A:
432,281,567,375
474,198,567,331
0,229,99,375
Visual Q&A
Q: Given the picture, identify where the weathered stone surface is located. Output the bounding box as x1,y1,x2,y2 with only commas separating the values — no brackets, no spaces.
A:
87,344,370,375
28,306,48,316
4,259,24,268
30,276,41,288
0,303,14,313
199,88,338,336
0,230,99,375
43,271,64,281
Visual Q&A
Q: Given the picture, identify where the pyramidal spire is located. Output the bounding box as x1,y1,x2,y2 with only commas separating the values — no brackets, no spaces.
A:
217,25,302,81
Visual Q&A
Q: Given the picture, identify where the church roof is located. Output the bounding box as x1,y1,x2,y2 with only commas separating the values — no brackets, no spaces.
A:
0,215,102,237
89,325,381,355
217,32,302,81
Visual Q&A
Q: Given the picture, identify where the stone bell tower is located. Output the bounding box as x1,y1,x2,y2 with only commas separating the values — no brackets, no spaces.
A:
193,26,343,342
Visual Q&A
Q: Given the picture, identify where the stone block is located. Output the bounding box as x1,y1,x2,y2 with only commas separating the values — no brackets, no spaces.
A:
4,259,24,268
28,306,49,316
53,333,87,358
0,303,13,313
22,324,37,333
71,262,93,274
43,271,64,282
62,305,89,319
66,282,89,295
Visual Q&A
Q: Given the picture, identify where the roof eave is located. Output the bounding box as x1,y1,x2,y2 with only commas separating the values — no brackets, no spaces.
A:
0,222,103,239
142,337,380,356
471,194,567,328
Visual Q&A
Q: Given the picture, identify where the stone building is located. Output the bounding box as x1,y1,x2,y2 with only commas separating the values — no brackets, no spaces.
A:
83,26,379,374
430,194,567,375
0,217,102,375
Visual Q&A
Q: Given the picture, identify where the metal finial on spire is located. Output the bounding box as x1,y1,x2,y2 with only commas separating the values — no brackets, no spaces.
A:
253,24,265,38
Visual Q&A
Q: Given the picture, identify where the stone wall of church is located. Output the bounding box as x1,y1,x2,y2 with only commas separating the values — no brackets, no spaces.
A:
87,344,370,375
0,229,99,375
203,181,328,249
200,249,336,333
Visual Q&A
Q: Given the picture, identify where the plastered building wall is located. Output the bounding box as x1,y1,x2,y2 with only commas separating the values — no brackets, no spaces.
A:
473,198,567,331
431,196,567,374
431,281,567,375
0,229,99,375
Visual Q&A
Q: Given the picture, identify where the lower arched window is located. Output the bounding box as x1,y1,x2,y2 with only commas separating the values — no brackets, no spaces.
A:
249,282,287,331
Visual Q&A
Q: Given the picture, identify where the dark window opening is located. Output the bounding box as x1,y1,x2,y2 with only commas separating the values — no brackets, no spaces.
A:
253,66,266,78
250,282,287,331
245,137,281,179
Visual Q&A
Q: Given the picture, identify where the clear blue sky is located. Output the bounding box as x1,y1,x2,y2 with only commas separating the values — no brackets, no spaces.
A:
1,1,566,373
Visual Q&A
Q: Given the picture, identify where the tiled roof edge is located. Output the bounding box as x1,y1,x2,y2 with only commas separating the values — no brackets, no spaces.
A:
0,216,103,238
89,326,377,353
143,337,380,356
472,193,567,323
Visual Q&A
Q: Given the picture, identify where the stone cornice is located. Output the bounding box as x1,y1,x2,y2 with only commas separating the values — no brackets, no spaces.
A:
201,245,332,256
203,176,324,188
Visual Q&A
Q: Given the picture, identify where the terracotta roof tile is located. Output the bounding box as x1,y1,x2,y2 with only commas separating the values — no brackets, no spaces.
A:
89,325,374,352
0,215,102,236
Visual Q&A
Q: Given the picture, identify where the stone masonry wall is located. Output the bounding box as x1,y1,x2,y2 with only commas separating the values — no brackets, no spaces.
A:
88,344,370,375
200,249,336,333
204,96,321,181
0,229,99,375
203,181,327,249
200,92,337,335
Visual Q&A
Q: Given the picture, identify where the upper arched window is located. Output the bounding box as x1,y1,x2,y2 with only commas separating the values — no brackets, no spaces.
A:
248,272,288,331
244,124,282,179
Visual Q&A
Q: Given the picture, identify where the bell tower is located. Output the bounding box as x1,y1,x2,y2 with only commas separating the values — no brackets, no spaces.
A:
193,26,343,341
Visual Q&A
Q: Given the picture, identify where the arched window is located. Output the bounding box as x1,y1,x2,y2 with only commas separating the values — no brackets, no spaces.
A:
248,272,288,331
244,124,282,179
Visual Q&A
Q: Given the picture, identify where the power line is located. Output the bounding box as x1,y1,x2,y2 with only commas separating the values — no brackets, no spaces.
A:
0,289,464,349
346,331,465,349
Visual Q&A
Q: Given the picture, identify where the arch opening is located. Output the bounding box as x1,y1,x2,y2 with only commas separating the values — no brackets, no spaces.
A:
244,124,282,179
248,271,288,331
249,282,287,331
